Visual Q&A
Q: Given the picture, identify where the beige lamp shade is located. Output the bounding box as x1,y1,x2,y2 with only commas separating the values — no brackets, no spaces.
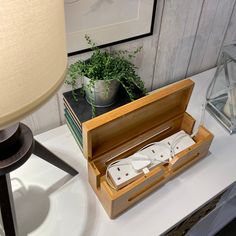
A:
0,0,68,129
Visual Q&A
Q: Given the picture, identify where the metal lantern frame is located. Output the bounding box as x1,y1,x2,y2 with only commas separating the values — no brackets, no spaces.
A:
206,44,236,134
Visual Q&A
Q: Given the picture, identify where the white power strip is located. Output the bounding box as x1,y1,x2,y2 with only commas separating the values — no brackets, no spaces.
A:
107,130,195,190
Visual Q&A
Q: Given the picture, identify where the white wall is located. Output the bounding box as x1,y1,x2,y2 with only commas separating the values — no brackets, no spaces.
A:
22,0,236,134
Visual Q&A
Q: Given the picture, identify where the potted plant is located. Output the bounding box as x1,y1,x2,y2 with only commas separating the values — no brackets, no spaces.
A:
66,35,147,115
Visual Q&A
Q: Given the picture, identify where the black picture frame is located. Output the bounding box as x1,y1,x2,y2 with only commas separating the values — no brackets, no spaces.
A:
65,0,157,56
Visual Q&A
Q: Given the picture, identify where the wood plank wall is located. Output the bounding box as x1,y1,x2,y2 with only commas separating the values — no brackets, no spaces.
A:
22,0,236,134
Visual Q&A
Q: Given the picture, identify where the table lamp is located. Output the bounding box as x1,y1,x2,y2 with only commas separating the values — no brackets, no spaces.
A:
0,1,78,235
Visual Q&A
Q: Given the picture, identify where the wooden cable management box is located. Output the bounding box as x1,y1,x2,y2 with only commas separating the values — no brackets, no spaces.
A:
82,79,213,218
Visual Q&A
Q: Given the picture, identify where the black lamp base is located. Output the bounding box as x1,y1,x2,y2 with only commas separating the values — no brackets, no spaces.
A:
0,123,78,236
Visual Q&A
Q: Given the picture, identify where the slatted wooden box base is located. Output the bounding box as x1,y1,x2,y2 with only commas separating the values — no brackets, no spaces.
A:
82,79,213,219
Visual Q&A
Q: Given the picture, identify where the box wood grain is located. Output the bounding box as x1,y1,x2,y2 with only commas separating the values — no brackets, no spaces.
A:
83,79,214,218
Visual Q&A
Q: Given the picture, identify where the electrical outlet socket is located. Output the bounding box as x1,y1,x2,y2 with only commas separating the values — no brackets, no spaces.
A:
108,130,195,190
108,162,144,189
162,130,195,157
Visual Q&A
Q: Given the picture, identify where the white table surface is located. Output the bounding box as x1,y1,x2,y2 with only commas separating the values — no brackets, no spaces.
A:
8,68,236,236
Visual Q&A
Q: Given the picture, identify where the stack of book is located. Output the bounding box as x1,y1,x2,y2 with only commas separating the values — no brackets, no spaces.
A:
63,87,134,151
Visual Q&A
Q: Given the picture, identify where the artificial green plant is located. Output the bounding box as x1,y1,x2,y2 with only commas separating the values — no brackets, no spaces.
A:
66,35,147,116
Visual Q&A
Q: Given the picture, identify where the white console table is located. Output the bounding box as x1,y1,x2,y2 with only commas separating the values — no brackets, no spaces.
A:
7,68,236,236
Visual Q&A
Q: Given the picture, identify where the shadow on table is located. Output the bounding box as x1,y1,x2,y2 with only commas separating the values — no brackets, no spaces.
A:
13,175,71,236
12,173,98,236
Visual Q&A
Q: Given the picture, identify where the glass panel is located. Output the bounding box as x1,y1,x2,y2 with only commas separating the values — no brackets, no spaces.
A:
225,60,236,121
206,44,236,133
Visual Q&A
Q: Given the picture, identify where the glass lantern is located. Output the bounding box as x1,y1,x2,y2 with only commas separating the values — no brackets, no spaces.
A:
206,44,236,134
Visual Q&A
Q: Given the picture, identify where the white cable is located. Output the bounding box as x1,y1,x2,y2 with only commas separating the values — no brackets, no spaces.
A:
191,72,216,138
106,131,196,190
191,101,207,138
142,167,150,175
106,134,194,189
105,157,169,190
139,141,169,152
170,133,190,159
106,142,170,190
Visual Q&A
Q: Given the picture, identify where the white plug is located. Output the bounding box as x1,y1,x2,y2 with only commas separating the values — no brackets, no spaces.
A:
107,130,195,190
131,153,151,172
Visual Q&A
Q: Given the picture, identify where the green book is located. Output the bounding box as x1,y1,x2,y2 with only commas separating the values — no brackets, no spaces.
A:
63,86,145,150
65,110,83,151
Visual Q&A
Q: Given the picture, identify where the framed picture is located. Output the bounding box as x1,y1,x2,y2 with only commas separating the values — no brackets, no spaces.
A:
64,0,157,56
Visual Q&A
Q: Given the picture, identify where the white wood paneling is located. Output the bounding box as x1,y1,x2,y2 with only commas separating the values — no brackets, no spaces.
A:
57,84,72,125
223,3,236,46
187,0,236,76
23,0,236,134
21,95,60,135
152,0,204,89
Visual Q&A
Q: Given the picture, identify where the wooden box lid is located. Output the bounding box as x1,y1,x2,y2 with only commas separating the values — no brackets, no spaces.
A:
82,79,194,161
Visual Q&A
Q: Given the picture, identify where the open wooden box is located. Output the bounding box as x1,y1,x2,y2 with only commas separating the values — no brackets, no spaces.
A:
82,79,213,218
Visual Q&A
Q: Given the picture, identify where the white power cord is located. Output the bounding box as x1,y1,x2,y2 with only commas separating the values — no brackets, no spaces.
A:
190,101,207,138
106,138,183,190
170,132,191,159
105,155,169,190
106,83,209,190
190,74,214,138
